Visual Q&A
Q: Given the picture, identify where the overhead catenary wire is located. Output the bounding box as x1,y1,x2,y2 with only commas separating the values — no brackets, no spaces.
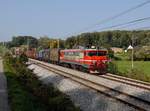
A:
112,20,150,30
135,26,150,30
64,0,150,38
120,26,150,31
81,0,150,31
97,16,150,31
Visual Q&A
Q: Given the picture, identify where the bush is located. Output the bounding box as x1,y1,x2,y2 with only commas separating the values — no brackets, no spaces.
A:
3,52,14,64
107,48,114,58
113,56,122,60
133,46,150,61
125,68,150,82
107,62,118,74
19,53,28,63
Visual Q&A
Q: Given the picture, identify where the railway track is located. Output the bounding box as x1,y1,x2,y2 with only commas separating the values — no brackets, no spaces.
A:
29,59,150,111
99,74,150,91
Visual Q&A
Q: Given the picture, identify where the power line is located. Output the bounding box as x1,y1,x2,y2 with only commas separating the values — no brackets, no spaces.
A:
112,20,150,30
65,0,150,37
136,26,150,30
130,26,150,30
83,0,150,30
97,16,150,31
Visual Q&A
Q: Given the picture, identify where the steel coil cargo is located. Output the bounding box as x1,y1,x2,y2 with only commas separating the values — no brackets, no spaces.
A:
49,48,60,63
26,48,36,59
38,49,44,60
43,49,50,62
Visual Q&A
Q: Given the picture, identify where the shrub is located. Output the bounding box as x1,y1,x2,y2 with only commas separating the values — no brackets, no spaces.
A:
133,46,150,61
107,48,114,58
107,62,118,74
19,53,28,63
113,56,122,60
126,68,150,82
3,52,14,64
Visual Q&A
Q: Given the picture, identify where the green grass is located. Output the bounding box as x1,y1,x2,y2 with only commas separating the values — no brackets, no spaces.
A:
114,61,150,76
111,52,150,82
114,60,150,82
4,61,48,111
114,52,130,60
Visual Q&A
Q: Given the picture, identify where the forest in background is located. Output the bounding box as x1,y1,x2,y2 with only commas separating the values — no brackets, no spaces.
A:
1,30,149,49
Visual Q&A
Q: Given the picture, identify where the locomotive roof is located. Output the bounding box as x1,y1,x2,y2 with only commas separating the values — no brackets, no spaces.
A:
61,49,107,52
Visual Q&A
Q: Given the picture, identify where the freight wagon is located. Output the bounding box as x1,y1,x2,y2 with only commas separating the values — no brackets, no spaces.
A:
26,48,37,59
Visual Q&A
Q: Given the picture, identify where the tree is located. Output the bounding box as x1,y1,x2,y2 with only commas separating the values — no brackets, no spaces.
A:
38,36,51,49
10,36,38,48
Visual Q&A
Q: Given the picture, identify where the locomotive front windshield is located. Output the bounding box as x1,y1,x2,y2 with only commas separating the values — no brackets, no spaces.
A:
87,51,106,56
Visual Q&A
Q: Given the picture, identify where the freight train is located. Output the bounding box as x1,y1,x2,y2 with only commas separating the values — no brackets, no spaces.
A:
26,48,109,74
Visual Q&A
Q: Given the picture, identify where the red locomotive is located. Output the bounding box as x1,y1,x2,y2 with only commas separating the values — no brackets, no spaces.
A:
60,49,108,73
26,48,109,74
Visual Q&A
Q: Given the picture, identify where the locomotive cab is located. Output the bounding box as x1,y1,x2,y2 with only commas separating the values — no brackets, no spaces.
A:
84,49,108,74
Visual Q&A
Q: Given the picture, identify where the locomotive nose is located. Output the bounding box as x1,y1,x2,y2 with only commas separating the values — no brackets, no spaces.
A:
96,60,107,74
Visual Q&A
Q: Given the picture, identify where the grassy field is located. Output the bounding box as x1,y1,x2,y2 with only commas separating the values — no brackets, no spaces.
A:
112,52,150,82
114,61,150,77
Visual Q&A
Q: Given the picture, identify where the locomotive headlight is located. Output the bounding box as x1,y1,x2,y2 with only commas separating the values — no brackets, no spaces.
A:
102,60,106,63
92,60,96,64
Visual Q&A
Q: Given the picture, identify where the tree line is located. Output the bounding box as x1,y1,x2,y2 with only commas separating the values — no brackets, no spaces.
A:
1,30,150,50
65,30,150,49
1,30,150,60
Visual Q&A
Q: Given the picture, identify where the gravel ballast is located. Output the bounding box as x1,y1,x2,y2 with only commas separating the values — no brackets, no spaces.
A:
28,64,138,111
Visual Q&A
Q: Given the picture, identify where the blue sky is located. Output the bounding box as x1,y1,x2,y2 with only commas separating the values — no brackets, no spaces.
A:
0,0,150,41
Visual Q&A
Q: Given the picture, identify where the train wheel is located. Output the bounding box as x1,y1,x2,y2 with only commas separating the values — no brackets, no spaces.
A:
71,64,76,70
98,67,107,74
79,66,88,73
79,66,83,71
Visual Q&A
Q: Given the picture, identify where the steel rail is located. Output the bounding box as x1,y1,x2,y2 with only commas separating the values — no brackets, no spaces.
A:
99,74,150,91
105,73,150,86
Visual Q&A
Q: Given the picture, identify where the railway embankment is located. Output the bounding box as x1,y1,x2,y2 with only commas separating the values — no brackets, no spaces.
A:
29,58,150,111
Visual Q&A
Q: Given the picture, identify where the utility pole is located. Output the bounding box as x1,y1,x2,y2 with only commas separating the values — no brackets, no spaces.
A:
131,35,134,69
49,40,51,49
27,38,30,51
57,39,59,48
3,42,5,46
